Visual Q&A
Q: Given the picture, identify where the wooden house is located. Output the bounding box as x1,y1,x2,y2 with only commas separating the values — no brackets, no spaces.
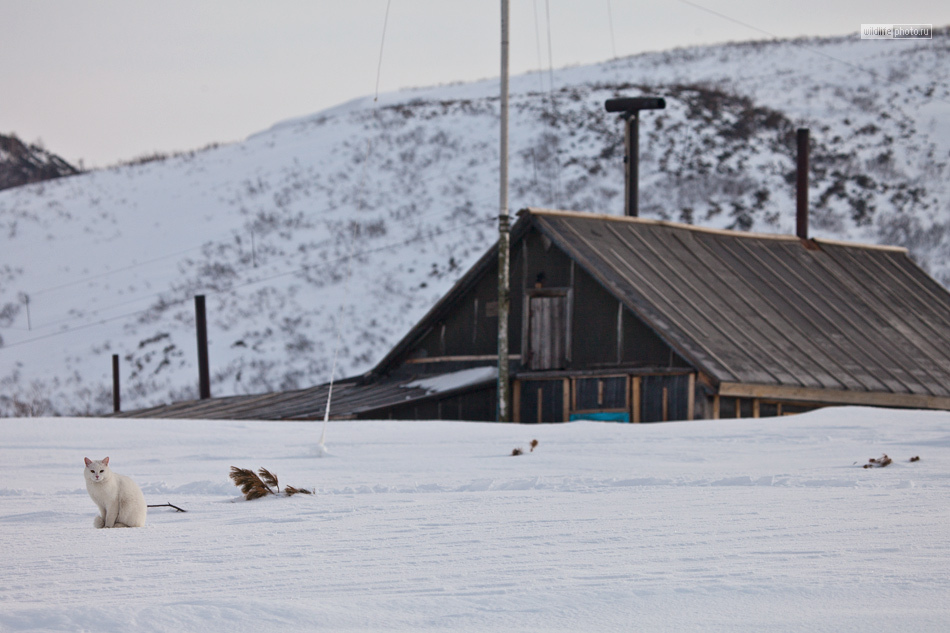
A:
121,207,950,422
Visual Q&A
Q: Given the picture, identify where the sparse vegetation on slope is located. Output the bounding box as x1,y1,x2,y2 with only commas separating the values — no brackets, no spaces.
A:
1,31,948,415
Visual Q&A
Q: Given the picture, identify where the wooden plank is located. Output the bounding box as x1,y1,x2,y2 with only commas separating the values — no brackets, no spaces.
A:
512,380,521,423
687,373,695,421
631,376,641,423
563,378,571,422
537,387,543,424
405,355,521,364
718,382,950,411
616,301,623,364
713,395,720,420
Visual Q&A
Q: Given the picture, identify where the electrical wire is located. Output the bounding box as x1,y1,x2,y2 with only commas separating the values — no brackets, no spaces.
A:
606,0,618,60
321,0,393,448
674,0,950,107
543,0,564,208
0,215,495,352
532,0,546,93
374,0,394,102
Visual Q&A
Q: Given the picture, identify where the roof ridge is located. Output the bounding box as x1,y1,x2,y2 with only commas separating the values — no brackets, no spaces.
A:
520,207,908,253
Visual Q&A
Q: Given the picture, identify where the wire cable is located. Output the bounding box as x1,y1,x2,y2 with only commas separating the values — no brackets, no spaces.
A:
674,0,950,106
322,0,394,449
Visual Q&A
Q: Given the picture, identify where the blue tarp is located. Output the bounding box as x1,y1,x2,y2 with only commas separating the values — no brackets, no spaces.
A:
569,412,630,423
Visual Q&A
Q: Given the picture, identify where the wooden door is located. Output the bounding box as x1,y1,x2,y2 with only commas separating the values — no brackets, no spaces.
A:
528,293,569,370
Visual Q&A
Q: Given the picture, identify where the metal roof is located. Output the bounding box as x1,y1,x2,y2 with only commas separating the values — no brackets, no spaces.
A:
113,370,497,420
117,207,950,419
528,208,950,398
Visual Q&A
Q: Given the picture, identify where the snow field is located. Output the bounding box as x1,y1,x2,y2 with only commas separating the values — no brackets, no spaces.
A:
1,406,949,631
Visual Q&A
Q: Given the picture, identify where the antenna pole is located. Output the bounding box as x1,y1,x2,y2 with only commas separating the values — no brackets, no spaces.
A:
497,0,512,422
624,112,639,217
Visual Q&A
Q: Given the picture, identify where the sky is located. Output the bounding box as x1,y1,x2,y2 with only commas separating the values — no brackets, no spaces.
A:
2,0,948,168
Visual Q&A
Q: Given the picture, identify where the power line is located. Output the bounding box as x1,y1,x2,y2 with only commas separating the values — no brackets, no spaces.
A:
606,0,618,60
542,0,564,209
0,214,495,352
28,243,207,297
6,144,508,333
374,0,394,102
674,0,950,106
532,0,546,92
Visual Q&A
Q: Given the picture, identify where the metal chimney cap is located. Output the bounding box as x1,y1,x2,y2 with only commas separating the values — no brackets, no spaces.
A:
605,97,666,113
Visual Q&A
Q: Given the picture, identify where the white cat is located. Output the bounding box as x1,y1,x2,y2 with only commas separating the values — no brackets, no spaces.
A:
83,457,147,528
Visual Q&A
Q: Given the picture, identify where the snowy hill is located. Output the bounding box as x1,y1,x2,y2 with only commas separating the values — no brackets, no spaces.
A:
1,30,949,415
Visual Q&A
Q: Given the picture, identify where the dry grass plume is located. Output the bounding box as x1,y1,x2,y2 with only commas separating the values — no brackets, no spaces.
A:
229,466,313,500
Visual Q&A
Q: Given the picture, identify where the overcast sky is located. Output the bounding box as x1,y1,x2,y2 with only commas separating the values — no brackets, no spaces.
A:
2,1,948,168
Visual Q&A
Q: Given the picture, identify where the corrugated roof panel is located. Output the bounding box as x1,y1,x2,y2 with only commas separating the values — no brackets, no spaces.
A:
729,238,897,392
676,230,850,390
113,369,498,421
634,224,814,387
545,215,750,382
808,246,950,396
531,210,950,398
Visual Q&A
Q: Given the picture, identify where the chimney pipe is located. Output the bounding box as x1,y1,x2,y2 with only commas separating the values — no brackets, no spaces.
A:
195,295,211,400
604,97,666,217
625,112,639,217
796,128,809,240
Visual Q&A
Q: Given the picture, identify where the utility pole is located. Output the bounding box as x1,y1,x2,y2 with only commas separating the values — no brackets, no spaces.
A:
195,295,211,400
497,0,512,422
112,354,120,413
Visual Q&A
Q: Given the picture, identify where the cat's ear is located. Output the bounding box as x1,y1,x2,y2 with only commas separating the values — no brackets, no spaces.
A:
102,457,110,465
84,457,92,466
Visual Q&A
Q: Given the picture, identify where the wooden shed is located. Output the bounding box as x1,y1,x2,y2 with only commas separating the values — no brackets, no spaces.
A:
361,207,950,422
119,207,950,422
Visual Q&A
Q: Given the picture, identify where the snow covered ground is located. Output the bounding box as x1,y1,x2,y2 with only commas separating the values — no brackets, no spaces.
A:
2,407,949,632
